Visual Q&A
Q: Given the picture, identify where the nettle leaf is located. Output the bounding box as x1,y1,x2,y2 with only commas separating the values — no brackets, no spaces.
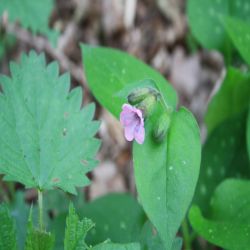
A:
0,203,17,250
0,51,100,194
189,179,250,250
25,209,54,250
64,203,94,250
187,0,250,53
50,193,146,248
133,106,201,249
205,67,250,133
194,112,250,213
0,0,58,44
92,242,141,250
223,17,250,65
81,44,177,118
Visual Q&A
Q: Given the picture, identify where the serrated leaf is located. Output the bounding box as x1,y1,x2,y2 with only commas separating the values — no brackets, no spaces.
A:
189,179,250,250
0,51,100,194
92,242,140,250
50,193,145,249
25,209,54,250
205,67,250,133
64,203,94,250
0,0,58,45
133,106,201,249
81,45,177,118
187,0,250,54
194,112,250,213
0,203,17,250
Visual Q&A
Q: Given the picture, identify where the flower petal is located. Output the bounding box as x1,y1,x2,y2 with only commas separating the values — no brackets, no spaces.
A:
120,111,136,126
124,123,137,141
122,103,134,112
134,123,145,144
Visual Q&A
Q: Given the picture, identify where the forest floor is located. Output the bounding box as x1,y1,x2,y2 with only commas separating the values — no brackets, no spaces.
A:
0,0,224,200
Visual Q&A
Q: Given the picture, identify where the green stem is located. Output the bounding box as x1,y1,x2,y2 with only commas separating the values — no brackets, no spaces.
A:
181,218,192,250
38,189,44,231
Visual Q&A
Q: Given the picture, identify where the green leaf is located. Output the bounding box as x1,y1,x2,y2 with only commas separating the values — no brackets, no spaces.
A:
81,44,201,249
140,221,182,250
50,193,145,249
223,17,250,65
194,112,250,213
205,67,250,133
0,0,58,45
133,106,201,249
0,51,100,194
0,203,17,250
64,203,94,250
81,45,177,118
247,107,250,160
79,193,146,245
25,209,55,250
44,189,72,216
187,0,250,53
92,242,140,250
189,179,250,250
10,192,29,250
140,221,165,250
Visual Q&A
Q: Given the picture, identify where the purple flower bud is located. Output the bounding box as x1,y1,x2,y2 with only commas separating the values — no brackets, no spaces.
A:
120,104,145,144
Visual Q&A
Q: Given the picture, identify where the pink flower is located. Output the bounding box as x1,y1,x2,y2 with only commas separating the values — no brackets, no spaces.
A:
120,104,145,144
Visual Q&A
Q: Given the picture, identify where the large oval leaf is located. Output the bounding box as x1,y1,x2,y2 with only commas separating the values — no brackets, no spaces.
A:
194,112,250,213
133,107,201,249
81,45,177,118
205,67,250,134
187,0,250,53
0,51,100,194
189,179,250,250
223,17,250,65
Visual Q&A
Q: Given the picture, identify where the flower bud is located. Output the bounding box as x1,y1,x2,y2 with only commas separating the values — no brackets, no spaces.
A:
153,113,171,142
128,87,157,105
136,95,157,117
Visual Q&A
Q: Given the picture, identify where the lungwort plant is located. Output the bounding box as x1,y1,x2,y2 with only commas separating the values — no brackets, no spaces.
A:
0,46,202,250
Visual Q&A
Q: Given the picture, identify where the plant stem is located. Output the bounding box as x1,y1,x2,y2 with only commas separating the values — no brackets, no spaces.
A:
38,189,43,231
181,218,192,250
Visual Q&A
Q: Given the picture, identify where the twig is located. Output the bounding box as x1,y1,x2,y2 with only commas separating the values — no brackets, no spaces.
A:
3,22,90,98
124,0,137,29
